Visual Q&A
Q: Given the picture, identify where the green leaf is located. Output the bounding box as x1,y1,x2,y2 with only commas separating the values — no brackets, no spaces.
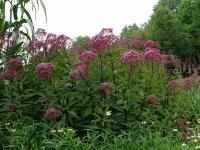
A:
6,42,23,57
13,4,18,20
68,111,79,119
39,0,47,24
83,108,92,118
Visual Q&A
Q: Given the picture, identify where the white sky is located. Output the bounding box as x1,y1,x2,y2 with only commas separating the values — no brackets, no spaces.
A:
34,0,159,39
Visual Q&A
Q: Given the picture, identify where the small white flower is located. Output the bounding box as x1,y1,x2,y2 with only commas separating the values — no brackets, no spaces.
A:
5,123,10,126
50,130,56,133
195,145,200,149
173,129,178,132
181,143,187,147
67,128,73,131
58,129,64,133
152,122,155,125
187,121,191,124
66,128,75,134
193,139,198,143
141,121,147,125
10,129,16,132
191,135,196,138
4,80,9,85
197,119,200,124
106,111,112,116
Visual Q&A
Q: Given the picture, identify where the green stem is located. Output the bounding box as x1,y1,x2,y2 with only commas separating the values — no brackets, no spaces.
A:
99,53,103,82
85,79,94,113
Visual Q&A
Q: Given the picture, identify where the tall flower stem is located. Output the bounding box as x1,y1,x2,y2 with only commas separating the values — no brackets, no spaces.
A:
52,78,64,106
85,79,94,113
124,70,131,123
148,61,154,92
108,47,117,102
99,53,104,82
143,61,154,99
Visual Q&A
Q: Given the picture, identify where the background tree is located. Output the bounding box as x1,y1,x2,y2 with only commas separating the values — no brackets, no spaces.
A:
144,5,192,60
120,23,142,39
72,36,90,49
178,0,200,61
157,0,181,12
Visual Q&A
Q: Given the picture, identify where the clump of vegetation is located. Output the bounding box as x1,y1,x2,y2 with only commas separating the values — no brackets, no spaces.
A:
1,0,200,149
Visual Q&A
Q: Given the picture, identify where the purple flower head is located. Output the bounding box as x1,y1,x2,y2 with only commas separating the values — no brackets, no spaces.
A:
56,35,71,49
162,54,181,65
144,40,160,48
3,69,18,80
35,28,47,40
90,34,109,53
35,63,54,80
33,39,44,51
90,28,118,53
143,48,162,63
145,95,160,105
167,80,179,90
143,47,160,54
99,28,118,44
120,49,141,68
132,37,144,48
116,39,132,48
3,32,15,48
79,50,96,64
44,107,61,121
97,82,113,93
44,33,57,50
69,62,88,81
43,33,71,50
7,58,23,71
183,78,192,89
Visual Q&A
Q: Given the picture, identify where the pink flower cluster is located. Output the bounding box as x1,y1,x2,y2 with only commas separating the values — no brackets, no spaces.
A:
116,39,132,48
145,95,160,105
35,63,54,80
90,28,118,53
3,70,18,80
162,55,181,65
183,78,192,89
44,107,61,121
99,28,118,44
0,58,23,80
35,28,47,40
0,32,15,49
29,29,71,53
144,40,160,48
69,49,97,81
167,80,179,90
132,37,144,48
167,75,199,90
97,82,113,93
69,63,88,80
79,50,96,65
116,37,144,49
143,48,162,63
120,50,141,68
7,58,23,71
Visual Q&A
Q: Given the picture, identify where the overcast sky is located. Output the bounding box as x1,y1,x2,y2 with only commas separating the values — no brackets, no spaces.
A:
34,0,159,38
